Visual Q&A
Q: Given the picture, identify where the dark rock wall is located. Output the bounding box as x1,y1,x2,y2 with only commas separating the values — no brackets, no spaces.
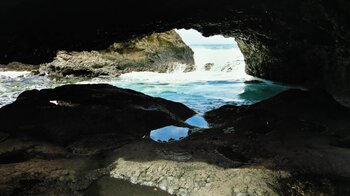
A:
234,0,350,98
1,0,350,96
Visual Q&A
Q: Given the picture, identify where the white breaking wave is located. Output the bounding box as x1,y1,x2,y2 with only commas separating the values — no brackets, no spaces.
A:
168,63,189,73
0,71,31,79
115,45,251,84
192,46,245,72
0,44,257,111
117,71,250,84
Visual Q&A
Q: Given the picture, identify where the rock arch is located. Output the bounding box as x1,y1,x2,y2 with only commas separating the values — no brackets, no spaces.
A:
1,0,350,98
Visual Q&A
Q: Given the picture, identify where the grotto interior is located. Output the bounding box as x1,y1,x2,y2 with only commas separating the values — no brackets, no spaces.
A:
0,0,350,195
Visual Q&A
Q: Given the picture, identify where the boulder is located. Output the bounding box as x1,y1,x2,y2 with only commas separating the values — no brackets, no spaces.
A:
206,89,350,128
204,63,214,71
0,84,195,144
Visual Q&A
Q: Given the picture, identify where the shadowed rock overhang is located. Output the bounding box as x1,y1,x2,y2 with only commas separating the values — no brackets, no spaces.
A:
1,0,350,97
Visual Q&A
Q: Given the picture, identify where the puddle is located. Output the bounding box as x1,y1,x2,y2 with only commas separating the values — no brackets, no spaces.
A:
185,115,209,128
85,176,170,196
150,115,209,142
150,126,189,142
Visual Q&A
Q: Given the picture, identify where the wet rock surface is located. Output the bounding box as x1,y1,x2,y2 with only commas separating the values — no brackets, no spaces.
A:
1,87,350,195
111,158,289,196
107,89,350,195
39,30,194,77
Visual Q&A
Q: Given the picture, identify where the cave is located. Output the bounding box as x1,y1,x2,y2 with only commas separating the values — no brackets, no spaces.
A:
1,1,350,195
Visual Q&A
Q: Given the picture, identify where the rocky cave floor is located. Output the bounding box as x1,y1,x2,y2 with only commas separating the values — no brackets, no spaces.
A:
0,85,350,195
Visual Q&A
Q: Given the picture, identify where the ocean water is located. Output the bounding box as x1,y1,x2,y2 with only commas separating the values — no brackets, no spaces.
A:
0,44,294,141
81,44,291,113
0,45,291,113
0,72,80,107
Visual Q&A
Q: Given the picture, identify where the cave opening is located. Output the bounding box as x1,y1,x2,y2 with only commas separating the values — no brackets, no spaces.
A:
103,29,292,115
175,28,246,74
131,28,292,142
0,28,291,113
0,28,292,145
1,1,350,195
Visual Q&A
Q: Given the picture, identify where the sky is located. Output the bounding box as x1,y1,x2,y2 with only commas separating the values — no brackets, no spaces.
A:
175,29,237,45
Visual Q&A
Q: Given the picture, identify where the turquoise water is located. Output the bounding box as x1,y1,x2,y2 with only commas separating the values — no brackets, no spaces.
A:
0,71,290,113
100,77,290,114
0,70,291,142
0,45,292,113
0,45,294,142
76,44,291,114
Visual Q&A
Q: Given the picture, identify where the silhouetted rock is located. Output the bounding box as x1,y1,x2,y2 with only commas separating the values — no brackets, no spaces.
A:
206,89,350,128
1,88,350,195
205,89,350,182
0,84,195,144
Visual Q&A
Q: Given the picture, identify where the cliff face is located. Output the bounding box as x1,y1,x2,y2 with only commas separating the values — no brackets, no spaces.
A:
39,30,194,77
233,1,350,100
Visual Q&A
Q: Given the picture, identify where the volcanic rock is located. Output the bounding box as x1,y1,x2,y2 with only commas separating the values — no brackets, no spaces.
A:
39,30,195,77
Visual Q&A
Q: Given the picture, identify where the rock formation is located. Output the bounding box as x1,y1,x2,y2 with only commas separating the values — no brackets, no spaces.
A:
205,90,350,187
204,63,214,71
0,84,195,145
39,30,194,77
107,89,350,195
0,84,195,195
1,0,350,195
1,86,350,195
1,0,350,100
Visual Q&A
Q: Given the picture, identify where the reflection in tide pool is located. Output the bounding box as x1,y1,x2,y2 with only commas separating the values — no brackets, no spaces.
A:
185,115,209,128
150,115,208,142
150,126,189,142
